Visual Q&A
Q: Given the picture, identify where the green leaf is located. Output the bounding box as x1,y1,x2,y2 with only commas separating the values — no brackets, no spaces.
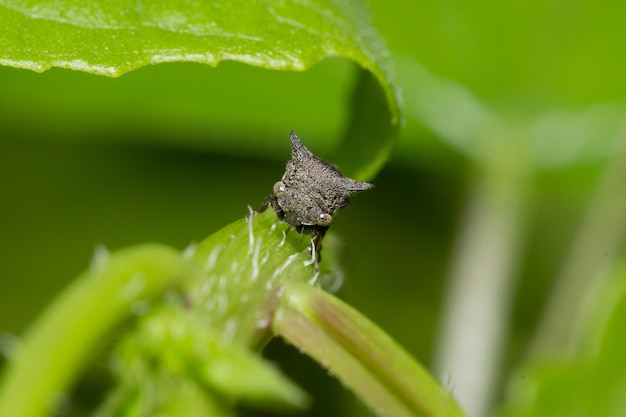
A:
273,281,467,417
0,0,400,180
2,0,383,78
338,69,401,179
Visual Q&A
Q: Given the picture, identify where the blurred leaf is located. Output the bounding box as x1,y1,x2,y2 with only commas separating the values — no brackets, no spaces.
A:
393,56,500,165
0,61,352,155
497,263,626,417
394,55,626,171
359,0,626,175
274,281,466,417
0,0,400,179
369,0,626,108
527,103,626,169
0,245,200,417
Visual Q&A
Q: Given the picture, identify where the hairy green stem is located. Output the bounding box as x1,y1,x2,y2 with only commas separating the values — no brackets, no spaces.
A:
0,208,459,417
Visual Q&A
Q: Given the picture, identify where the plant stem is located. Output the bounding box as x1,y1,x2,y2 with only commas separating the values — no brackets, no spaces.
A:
434,135,529,417
275,281,467,417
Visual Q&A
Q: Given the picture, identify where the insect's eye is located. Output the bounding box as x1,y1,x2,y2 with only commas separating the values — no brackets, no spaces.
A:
317,212,333,226
273,181,286,196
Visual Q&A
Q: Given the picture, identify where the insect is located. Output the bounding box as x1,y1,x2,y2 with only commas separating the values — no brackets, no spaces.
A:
257,131,373,271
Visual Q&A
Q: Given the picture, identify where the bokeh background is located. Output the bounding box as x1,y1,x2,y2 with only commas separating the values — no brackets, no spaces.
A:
2,0,626,416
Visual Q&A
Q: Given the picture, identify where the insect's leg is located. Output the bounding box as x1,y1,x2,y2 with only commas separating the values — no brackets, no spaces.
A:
257,195,275,213
247,195,282,221
309,228,326,272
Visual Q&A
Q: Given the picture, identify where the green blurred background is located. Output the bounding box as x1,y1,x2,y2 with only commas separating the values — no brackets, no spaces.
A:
2,0,626,416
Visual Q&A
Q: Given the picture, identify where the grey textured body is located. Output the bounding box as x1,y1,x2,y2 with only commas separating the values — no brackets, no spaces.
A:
256,131,373,270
